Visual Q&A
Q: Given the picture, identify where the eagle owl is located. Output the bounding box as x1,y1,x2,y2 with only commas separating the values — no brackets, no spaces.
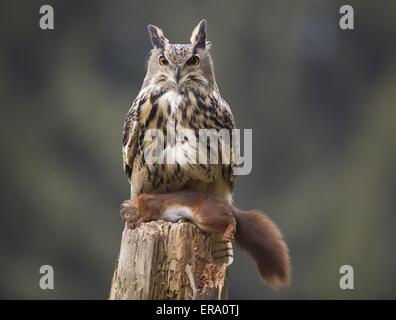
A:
122,19,236,201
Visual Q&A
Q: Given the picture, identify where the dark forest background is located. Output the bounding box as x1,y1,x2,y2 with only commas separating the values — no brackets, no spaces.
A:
1,0,396,299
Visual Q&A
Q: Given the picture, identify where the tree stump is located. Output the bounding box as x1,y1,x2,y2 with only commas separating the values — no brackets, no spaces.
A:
109,220,229,300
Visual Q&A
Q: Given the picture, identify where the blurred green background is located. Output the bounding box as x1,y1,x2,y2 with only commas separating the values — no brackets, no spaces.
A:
1,0,395,299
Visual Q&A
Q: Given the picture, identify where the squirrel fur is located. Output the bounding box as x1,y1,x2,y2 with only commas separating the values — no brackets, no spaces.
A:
121,191,291,288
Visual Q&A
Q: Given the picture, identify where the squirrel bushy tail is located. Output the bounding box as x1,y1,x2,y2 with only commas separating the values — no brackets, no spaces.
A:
233,208,291,288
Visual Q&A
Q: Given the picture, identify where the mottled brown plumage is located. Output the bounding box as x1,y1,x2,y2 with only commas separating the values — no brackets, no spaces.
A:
122,20,236,200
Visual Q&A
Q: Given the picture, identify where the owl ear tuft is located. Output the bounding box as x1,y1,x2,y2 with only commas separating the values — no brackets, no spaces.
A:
147,24,169,49
190,19,207,49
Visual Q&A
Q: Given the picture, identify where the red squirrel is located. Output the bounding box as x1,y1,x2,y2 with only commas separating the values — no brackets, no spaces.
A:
121,191,291,288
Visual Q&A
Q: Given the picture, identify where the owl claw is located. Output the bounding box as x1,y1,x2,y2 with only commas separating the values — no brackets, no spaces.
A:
120,200,140,229
210,234,234,267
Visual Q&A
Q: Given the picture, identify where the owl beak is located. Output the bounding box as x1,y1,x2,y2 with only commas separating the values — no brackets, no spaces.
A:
175,67,181,83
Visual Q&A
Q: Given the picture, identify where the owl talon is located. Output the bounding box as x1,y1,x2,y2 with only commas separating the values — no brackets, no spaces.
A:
120,200,140,229
127,221,137,229
210,235,234,267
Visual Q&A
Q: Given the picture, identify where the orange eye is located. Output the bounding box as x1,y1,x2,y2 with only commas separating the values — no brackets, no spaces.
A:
186,55,200,66
159,55,169,66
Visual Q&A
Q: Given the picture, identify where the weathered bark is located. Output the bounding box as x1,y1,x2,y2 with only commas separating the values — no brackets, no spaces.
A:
109,221,229,300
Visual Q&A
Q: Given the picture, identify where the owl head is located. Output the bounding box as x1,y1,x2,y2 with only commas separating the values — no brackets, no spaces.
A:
142,19,216,90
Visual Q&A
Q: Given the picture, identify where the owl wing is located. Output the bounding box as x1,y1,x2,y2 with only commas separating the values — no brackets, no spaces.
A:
122,88,150,182
184,92,237,191
210,94,237,190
